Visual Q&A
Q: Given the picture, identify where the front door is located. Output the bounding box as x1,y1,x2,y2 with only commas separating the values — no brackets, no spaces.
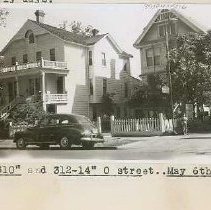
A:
57,76,64,94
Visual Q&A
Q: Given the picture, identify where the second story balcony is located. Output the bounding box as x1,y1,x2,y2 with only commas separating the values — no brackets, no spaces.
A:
0,58,68,74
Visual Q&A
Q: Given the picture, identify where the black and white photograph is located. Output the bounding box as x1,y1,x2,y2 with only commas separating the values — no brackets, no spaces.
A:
2,3,211,210
0,3,211,160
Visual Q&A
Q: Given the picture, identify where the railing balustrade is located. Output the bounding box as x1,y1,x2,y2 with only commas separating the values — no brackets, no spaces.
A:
45,94,68,104
0,59,67,73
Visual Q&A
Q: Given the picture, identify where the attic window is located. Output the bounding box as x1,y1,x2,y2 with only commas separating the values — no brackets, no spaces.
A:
25,30,35,44
158,23,176,37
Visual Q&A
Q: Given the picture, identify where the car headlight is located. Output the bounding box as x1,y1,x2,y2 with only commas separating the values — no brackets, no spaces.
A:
82,130,92,137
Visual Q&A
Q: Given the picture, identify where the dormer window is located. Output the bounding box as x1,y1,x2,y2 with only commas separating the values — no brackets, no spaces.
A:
25,30,35,44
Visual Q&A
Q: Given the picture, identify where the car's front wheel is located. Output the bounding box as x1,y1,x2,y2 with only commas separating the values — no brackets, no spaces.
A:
82,142,95,150
60,136,71,150
16,137,26,150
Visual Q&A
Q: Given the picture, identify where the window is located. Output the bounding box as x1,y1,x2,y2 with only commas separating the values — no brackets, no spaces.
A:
103,78,107,96
29,79,35,95
89,79,93,95
23,54,28,64
158,23,176,37
169,23,176,35
35,78,41,94
124,83,128,98
50,48,55,61
39,118,49,126
146,49,153,67
123,63,127,71
57,77,64,94
102,52,106,66
154,48,161,66
110,59,116,70
25,30,35,44
11,57,16,66
158,25,167,37
61,119,69,124
146,48,161,67
110,59,116,78
88,51,93,65
29,33,35,44
49,118,59,125
36,51,42,61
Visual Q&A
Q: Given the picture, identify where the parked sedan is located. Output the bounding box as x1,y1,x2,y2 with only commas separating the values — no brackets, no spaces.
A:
14,114,104,150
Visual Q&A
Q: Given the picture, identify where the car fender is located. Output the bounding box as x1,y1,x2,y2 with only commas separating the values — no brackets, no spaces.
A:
56,127,81,143
14,131,26,142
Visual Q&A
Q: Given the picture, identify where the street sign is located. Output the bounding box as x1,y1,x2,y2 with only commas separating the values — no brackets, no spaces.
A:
162,86,169,94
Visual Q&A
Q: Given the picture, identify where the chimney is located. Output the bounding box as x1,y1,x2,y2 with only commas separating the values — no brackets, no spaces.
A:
92,28,99,36
35,10,45,24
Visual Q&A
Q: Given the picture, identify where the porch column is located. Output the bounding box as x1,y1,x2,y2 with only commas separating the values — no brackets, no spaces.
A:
41,71,46,111
15,62,20,97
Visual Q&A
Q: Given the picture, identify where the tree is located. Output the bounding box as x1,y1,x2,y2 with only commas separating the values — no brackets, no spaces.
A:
0,9,9,27
129,74,171,116
168,32,211,116
100,93,115,116
9,100,46,125
59,20,96,37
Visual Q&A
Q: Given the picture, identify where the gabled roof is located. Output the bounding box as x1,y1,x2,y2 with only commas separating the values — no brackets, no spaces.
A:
1,19,132,58
29,20,107,46
134,9,205,48
33,20,132,58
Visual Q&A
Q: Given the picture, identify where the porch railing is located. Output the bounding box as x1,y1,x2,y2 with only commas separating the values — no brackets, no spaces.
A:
0,59,68,73
45,94,68,104
42,60,67,69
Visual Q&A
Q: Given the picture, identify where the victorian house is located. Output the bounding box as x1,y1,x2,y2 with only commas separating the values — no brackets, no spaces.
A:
0,10,138,121
133,9,205,117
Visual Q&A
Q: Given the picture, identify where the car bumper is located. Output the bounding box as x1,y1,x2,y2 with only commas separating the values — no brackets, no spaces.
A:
81,137,104,143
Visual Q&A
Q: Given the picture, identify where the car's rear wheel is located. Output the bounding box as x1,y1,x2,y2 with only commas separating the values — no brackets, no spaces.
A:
82,142,95,150
16,137,26,150
60,136,71,150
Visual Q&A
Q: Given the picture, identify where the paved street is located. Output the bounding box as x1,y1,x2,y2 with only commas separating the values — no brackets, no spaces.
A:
1,133,211,161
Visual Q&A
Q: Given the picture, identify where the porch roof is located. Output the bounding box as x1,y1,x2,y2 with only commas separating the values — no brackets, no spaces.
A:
0,67,68,79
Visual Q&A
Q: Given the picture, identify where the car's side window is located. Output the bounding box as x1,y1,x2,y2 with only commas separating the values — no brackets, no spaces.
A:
39,118,49,126
61,119,69,124
49,118,59,125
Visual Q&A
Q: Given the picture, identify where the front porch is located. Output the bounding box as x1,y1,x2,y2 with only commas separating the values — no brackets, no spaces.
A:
0,59,69,114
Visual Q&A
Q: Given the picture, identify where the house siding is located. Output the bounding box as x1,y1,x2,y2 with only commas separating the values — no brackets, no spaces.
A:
3,21,65,66
90,36,132,104
63,43,89,117
0,19,135,120
139,16,199,77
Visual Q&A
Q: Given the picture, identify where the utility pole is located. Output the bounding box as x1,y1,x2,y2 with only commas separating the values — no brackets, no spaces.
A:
165,18,175,126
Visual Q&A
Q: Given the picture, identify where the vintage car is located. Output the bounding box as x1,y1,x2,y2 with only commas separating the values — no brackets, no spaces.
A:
14,114,104,150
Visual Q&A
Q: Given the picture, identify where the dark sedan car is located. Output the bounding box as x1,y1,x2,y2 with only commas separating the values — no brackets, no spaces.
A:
14,114,104,150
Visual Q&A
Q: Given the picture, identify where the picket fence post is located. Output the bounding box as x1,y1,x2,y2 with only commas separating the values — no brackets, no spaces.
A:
110,115,115,135
97,116,102,134
159,113,165,133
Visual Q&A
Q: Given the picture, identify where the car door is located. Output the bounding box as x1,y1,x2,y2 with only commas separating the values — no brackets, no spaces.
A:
39,117,56,143
40,116,59,143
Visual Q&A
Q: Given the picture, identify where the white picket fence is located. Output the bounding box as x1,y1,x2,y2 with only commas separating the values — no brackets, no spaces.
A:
110,114,176,136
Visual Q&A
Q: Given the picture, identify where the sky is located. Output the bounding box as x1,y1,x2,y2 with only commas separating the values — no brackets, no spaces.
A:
1,4,211,77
